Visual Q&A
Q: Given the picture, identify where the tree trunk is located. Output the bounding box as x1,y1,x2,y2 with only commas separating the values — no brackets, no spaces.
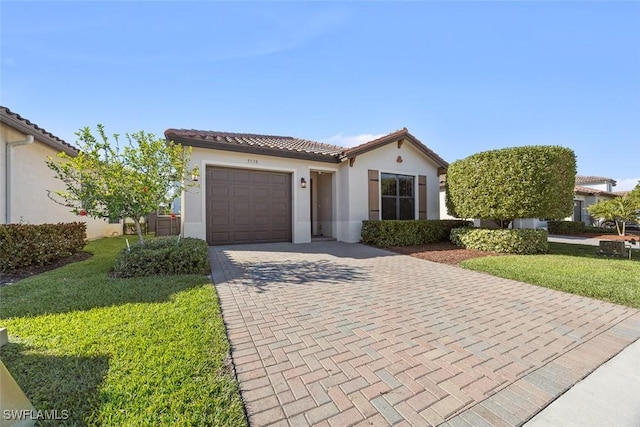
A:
133,218,145,245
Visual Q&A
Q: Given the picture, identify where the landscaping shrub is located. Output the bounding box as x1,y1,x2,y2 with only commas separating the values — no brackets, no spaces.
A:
547,220,586,235
446,146,576,226
123,221,148,235
585,226,618,235
0,222,86,271
361,220,471,247
450,227,548,254
112,236,210,277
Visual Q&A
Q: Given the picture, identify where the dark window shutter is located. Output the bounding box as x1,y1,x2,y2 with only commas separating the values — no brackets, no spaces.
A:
418,175,427,220
368,170,379,220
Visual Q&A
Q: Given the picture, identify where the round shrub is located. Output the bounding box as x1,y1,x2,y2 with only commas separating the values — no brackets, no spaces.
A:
112,236,210,278
450,227,548,254
446,146,576,226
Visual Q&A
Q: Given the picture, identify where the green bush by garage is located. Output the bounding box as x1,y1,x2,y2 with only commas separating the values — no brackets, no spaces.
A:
112,236,210,278
450,227,548,254
0,222,87,271
361,219,471,247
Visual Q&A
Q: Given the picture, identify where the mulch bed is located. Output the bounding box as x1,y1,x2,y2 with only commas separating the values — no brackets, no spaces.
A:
578,233,640,242
388,241,506,265
389,232,640,265
0,252,93,286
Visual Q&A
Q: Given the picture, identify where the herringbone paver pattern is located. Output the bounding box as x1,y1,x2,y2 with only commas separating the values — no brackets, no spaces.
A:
210,242,640,426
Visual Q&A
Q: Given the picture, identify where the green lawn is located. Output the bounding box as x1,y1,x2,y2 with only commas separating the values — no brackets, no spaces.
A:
461,242,640,308
0,237,246,426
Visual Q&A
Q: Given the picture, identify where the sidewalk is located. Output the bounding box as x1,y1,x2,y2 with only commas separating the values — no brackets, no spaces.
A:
548,234,601,246
525,235,640,426
524,338,640,426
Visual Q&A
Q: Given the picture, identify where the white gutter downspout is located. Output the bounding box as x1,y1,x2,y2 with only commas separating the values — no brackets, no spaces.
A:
5,135,34,224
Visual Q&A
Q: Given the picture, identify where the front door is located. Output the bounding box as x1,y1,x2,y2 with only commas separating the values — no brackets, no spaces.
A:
573,200,583,222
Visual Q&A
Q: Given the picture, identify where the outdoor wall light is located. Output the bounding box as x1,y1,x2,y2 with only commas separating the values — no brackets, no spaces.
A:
301,177,307,188
191,167,200,182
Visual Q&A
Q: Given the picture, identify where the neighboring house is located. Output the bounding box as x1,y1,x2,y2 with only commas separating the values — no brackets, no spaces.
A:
438,173,457,220
165,128,448,245
0,106,122,240
439,174,621,228
572,175,620,225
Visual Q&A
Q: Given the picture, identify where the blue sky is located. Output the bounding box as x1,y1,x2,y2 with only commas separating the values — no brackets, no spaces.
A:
2,1,639,190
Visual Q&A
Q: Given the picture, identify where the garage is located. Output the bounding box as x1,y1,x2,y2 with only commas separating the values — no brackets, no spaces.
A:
206,166,292,245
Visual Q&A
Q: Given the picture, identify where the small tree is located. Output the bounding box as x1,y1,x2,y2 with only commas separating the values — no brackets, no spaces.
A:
446,146,576,228
47,125,198,244
587,191,640,236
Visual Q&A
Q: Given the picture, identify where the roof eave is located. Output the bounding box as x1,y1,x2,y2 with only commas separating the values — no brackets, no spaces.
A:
166,134,341,164
0,111,78,156
344,132,449,169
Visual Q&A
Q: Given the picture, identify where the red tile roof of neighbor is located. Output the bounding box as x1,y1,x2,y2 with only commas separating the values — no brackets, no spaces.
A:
165,127,449,167
0,106,78,156
574,185,619,197
576,175,617,185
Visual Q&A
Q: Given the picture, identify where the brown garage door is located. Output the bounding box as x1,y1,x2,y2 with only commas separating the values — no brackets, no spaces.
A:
206,166,292,245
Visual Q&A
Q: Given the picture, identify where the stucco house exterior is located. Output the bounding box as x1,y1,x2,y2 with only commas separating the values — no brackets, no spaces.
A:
439,173,622,229
0,106,122,240
165,128,448,245
571,175,622,225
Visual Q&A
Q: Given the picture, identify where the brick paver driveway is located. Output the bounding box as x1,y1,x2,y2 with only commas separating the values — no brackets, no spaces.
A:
210,242,640,426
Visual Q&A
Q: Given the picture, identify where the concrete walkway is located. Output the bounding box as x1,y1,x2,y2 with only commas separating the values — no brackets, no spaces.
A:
525,338,640,426
210,242,640,426
548,235,602,246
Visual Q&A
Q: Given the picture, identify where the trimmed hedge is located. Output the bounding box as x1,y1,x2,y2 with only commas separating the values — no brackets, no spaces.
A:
547,220,585,235
450,227,548,254
446,146,576,223
361,220,472,247
112,236,210,278
0,222,87,271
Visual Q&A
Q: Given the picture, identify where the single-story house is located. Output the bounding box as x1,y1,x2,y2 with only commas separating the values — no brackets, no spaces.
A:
165,128,448,245
0,106,122,240
439,173,622,228
571,175,622,225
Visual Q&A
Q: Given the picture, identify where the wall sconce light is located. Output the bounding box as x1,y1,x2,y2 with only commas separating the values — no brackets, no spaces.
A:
191,166,200,182
301,177,307,188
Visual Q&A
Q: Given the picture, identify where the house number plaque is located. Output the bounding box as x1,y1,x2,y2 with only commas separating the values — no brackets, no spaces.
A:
247,159,258,164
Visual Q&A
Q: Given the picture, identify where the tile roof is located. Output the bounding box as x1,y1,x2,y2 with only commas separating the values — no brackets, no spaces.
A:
612,191,630,197
165,129,344,162
574,185,619,197
165,127,449,167
576,175,616,185
0,106,78,155
343,128,449,168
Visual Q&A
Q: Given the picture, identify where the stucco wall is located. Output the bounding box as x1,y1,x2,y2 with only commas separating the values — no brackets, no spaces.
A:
581,182,613,193
183,147,340,244
339,141,441,242
186,141,442,245
1,124,122,240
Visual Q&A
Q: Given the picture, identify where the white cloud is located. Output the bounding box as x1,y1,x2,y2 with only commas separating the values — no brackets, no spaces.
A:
614,178,640,191
322,133,386,148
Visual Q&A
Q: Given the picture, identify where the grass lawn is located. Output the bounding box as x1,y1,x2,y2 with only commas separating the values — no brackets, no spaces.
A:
0,237,246,426
461,242,640,309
